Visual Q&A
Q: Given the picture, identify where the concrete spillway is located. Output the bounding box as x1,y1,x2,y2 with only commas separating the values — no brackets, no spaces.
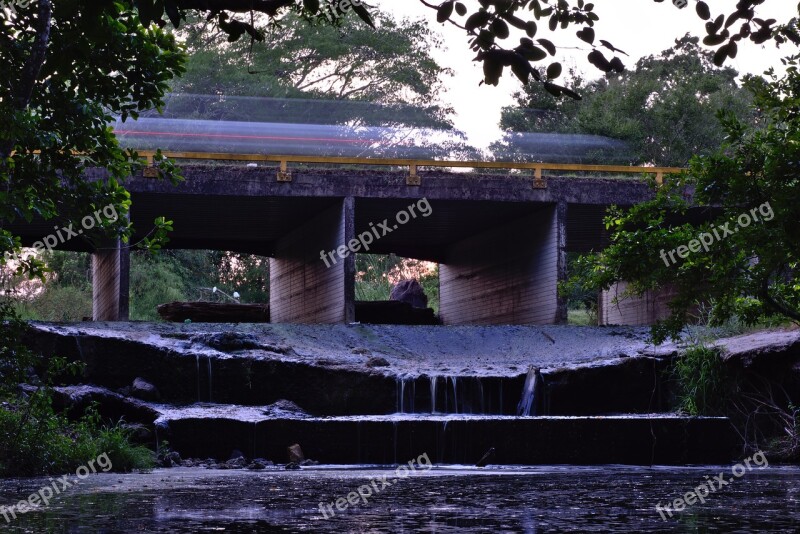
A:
24,322,744,466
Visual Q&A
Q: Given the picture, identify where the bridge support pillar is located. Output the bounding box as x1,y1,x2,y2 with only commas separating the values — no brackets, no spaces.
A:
270,198,355,324
439,204,566,325
92,241,129,321
598,282,676,326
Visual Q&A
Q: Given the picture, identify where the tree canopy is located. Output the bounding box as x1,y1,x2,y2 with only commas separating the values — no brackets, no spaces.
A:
171,10,456,129
497,36,754,166
565,49,800,341
131,0,800,95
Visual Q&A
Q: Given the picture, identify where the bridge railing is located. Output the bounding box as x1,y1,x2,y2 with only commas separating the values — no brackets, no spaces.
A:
139,151,684,188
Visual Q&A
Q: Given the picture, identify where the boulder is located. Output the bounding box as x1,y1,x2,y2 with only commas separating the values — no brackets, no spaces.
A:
287,443,305,463
132,377,161,402
390,279,428,309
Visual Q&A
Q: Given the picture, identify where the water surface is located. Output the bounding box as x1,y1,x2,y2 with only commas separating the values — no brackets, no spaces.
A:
1,465,797,532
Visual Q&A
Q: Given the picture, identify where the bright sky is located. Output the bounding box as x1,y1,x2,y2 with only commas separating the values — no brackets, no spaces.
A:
372,0,797,147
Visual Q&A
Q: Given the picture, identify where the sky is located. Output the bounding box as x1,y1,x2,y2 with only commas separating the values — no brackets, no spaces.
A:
372,0,797,148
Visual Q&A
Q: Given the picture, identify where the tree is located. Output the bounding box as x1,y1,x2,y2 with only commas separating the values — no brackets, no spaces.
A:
565,50,800,343
128,0,800,96
171,11,455,129
1,0,184,282
497,36,754,166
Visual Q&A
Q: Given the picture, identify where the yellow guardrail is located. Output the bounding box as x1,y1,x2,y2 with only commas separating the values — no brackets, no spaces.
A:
138,150,684,188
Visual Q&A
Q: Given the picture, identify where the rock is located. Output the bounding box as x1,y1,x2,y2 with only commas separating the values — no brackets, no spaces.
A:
132,377,161,402
287,444,304,463
229,449,245,460
390,279,428,309
284,462,301,470
247,459,273,470
366,356,390,368
299,459,319,467
263,400,311,418
224,456,247,469
197,332,263,352
160,451,182,468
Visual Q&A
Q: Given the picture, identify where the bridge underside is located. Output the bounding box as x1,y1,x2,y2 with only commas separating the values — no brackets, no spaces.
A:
6,167,663,325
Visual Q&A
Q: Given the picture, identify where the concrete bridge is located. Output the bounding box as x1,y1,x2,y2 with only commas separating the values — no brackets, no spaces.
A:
8,153,682,325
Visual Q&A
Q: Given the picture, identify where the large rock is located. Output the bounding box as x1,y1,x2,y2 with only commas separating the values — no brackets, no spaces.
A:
132,377,161,402
390,279,428,309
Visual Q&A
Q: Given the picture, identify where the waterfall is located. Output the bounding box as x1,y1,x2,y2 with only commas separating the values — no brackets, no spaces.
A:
196,355,201,402
430,376,437,413
399,378,406,413
207,357,213,403
451,377,459,414
517,366,543,416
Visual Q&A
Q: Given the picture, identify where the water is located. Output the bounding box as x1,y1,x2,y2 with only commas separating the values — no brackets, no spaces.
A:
1,466,798,532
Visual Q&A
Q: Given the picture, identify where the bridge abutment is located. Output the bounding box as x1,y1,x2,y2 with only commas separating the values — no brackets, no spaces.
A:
269,198,356,324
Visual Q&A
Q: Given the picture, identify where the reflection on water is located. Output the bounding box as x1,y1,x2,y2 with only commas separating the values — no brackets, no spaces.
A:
1,465,798,532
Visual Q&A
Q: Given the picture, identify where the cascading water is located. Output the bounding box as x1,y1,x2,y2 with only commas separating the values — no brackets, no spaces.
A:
207,357,213,402
196,355,201,402
517,366,543,416
430,376,437,413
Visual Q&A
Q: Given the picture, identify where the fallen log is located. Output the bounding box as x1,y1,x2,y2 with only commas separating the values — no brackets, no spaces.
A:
157,301,270,323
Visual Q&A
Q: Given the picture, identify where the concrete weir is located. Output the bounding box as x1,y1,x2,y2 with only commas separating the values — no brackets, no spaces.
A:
157,410,737,466
23,322,744,465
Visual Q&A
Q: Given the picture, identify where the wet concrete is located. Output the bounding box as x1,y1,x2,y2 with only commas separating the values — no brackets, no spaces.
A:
1,466,798,532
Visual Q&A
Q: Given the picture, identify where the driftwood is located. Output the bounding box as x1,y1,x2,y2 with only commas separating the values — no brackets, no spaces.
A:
157,300,438,325
157,301,270,323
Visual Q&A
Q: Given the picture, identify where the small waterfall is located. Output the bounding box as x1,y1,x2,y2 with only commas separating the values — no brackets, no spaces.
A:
207,357,213,403
517,366,543,416
430,376,437,413
451,377,459,414
398,378,406,413
196,355,201,402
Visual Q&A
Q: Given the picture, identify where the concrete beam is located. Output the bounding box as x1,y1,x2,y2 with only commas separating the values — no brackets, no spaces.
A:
270,198,355,324
439,205,562,325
